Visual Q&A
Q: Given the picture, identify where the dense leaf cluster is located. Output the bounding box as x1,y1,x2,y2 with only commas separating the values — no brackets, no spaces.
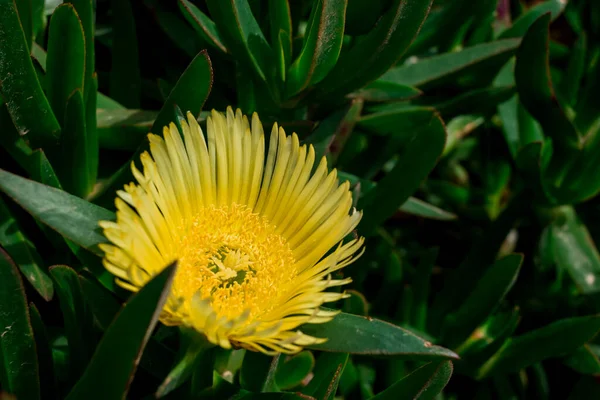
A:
1,0,599,399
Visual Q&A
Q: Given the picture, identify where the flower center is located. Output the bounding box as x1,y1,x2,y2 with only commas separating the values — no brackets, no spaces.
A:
171,204,296,321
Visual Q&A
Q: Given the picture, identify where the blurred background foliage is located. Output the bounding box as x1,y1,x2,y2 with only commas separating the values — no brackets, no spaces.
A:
1,0,600,398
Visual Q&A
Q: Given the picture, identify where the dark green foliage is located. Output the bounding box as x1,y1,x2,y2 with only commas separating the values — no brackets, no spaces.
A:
1,0,599,399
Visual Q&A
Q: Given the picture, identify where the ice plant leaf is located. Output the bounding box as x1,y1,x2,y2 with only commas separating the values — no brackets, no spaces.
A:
286,0,347,96
65,262,177,400
99,108,364,354
50,265,94,381
303,352,348,400
0,248,41,400
0,168,115,255
515,14,580,153
380,39,520,90
178,0,228,53
301,311,458,359
0,0,60,147
312,0,433,102
46,3,85,127
0,197,54,301
477,315,600,379
371,361,453,400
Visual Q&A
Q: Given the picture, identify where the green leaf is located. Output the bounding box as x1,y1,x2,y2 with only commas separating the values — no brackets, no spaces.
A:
50,265,94,380
0,103,62,188
542,206,600,294
302,311,458,359
65,262,177,400
350,81,422,102
305,101,362,163
0,168,115,255
110,0,141,108
152,1,204,58
57,89,90,197
65,0,94,102
380,39,520,90
286,0,347,96
371,361,453,400
303,352,348,400
178,0,228,53
477,315,600,379
241,352,280,393
86,73,99,190
515,14,580,154
560,33,586,107
0,0,60,147
29,303,57,399
313,0,433,101
96,109,158,150
205,0,274,84
498,0,567,39
563,345,600,375
78,273,176,380
399,197,457,221
0,197,53,301
156,329,215,398
275,351,315,390
0,248,40,400
46,3,86,127
92,50,213,207
79,274,121,331
268,0,292,82
431,192,526,325
442,254,523,348
434,86,515,121
358,114,446,235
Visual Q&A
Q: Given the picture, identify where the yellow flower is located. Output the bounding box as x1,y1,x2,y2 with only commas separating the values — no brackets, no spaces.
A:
99,107,364,354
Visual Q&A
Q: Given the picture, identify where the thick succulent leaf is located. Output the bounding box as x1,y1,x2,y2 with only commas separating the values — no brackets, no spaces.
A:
498,0,567,39
205,0,274,83
275,351,315,390
563,345,600,375
350,81,422,102
178,0,228,53
399,197,457,221
57,89,90,197
92,50,213,208
302,311,458,359
560,33,586,107
477,315,600,378
110,0,141,108
29,303,57,398
65,0,94,101
380,39,520,90
515,14,580,155
541,206,600,293
0,168,115,255
156,331,215,397
302,352,348,400
0,248,41,400
50,265,94,380
286,0,347,96
46,3,85,127
431,193,526,323
0,0,60,147
268,0,292,82
65,263,177,400
442,254,523,348
0,197,53,301
79,273,176,380
96,109,157,150
358,113,446,235
371,361,453,400
313,0,433,102
240,352,280,393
